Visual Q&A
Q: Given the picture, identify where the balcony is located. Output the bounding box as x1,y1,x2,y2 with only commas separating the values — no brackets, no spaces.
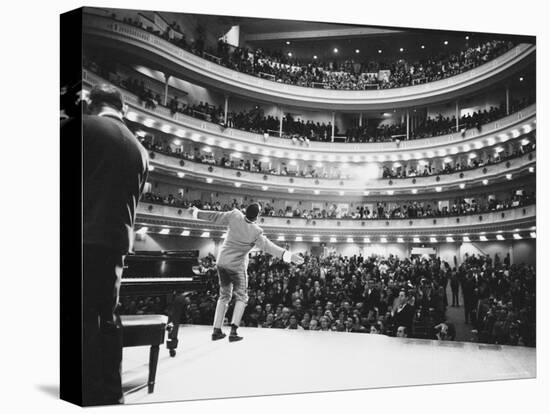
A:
82,12,535,111
149,150,535,194
135,203,535,237
82,69,536,159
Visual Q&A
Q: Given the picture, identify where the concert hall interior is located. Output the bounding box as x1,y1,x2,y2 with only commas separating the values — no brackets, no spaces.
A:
72,6,536,404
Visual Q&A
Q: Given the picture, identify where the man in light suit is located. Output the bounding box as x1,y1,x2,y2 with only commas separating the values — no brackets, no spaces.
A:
188,203,304,342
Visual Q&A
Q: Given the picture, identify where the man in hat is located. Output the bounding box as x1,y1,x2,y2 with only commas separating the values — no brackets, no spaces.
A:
187,202,304,342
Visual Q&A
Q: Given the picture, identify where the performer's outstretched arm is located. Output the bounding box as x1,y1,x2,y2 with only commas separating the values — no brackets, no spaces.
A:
187,206,234,225
254,233,304,265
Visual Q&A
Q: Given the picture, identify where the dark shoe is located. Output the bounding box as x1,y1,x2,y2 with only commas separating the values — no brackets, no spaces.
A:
212,330,226,341
169,348,176,357
228,333,243,342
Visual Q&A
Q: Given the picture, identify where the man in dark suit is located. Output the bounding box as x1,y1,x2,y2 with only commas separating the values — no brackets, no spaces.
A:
63,83,149,405
392,290,415,336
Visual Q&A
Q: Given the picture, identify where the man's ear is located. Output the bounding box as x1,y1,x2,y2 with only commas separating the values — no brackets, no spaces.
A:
122,103,129,117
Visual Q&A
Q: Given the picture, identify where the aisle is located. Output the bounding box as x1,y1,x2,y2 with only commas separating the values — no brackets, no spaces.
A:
445,280,473,342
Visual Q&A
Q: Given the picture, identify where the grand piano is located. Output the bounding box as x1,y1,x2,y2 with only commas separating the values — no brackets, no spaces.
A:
121,250,208,357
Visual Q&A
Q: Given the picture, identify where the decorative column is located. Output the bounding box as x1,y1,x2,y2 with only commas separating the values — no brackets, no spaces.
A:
163,74,170,106
406,109,410,140
331,112,335,142
505,85,510,115
224,95,229,124
279,107,284,137
455,100,460,131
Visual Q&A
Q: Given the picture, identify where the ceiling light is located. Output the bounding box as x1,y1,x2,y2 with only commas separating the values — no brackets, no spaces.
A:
312,236,320,242
446,237,454,242
513,233,522,240
177,172,185,178
421,45,425,49
378,49,382,54
413,237,420,243
530,232,536,238
411,189,418,194
277,235,285,241
262,185,268,191
519,77,524,82
333,48,338,53
430,237,437,243
235,182,241,187
180,230,190,236
203,146,212,152
435,186,442,192
172,139,181,146
479,235,488,242
496,234,505,241
397,237,404,243
363,191,370,196
286,41,291,45
387,190,394,195
380,237,387,243
287,52,292,57
314,190,320,195
221,232,227,239
159,228,170,235
295,236,303,242
347,237,354,243
143,118,155,127
355,49,360,53
161,124,171,133
339,191,345,196
465,35,469,40
399,47,404,52
459,183,465,189
206,178,213,183
529,167,535,173
313,55,318,59
363,237,370,243
330,237,337,243
148,165,155,171
201,231,210,238
136,227,148,235
444,40,448,45
463,236,471,242
482,179,488,185
506,174,512,180
288,188,295,193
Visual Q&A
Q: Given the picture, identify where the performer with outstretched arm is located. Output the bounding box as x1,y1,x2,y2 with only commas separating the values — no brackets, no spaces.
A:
186,203,304,342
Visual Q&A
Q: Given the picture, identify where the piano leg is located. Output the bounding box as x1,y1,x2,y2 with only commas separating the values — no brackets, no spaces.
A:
147,345,160,393
166,294,187,357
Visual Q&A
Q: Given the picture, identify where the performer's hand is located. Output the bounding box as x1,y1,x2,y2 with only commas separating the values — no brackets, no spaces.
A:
291,253,304,265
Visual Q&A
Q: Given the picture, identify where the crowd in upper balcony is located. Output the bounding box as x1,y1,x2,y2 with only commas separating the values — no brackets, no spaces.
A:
140,189,534,220
119,251,535,346
83,56,534,144
113,13,515,91
137,129,534,182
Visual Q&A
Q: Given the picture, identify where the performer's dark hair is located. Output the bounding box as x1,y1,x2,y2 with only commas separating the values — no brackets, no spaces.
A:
245,203,261,222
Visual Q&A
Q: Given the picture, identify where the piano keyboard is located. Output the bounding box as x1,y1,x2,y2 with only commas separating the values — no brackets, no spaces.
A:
122,277,195,283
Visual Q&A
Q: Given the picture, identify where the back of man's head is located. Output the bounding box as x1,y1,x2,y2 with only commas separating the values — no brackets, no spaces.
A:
88,83,124,114
245,202,261,222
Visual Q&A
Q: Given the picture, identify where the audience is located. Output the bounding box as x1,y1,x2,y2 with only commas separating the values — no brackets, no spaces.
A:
140,189,535,220
115,13,514,91
119,251,535,346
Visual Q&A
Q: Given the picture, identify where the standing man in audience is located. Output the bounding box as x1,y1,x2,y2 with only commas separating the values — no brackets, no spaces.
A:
187,202,304,342
65,83,149,405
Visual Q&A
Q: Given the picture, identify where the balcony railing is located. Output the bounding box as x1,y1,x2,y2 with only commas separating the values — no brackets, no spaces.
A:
82,69,536,157
83,12,535,111
149,150,535,193
136,203,535,236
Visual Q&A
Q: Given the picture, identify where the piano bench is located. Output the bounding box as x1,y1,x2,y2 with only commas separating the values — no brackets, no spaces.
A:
121,315,168,394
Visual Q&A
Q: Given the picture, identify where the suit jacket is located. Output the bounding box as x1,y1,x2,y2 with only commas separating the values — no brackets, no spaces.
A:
196,209,287,273
71,114,149,254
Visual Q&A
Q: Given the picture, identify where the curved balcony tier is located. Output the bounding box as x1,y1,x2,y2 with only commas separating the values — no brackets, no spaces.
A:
135,203,535,237
83,13,535,111
82,69,536,159
148,150,535,195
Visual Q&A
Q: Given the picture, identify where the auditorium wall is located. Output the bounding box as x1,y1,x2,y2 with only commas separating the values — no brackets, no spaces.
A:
132,236,536,267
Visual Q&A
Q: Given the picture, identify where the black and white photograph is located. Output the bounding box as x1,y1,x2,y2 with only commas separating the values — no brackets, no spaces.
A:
55,1,542,409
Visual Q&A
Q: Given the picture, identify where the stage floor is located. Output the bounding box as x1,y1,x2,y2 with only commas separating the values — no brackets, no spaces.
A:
122,325,536,404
